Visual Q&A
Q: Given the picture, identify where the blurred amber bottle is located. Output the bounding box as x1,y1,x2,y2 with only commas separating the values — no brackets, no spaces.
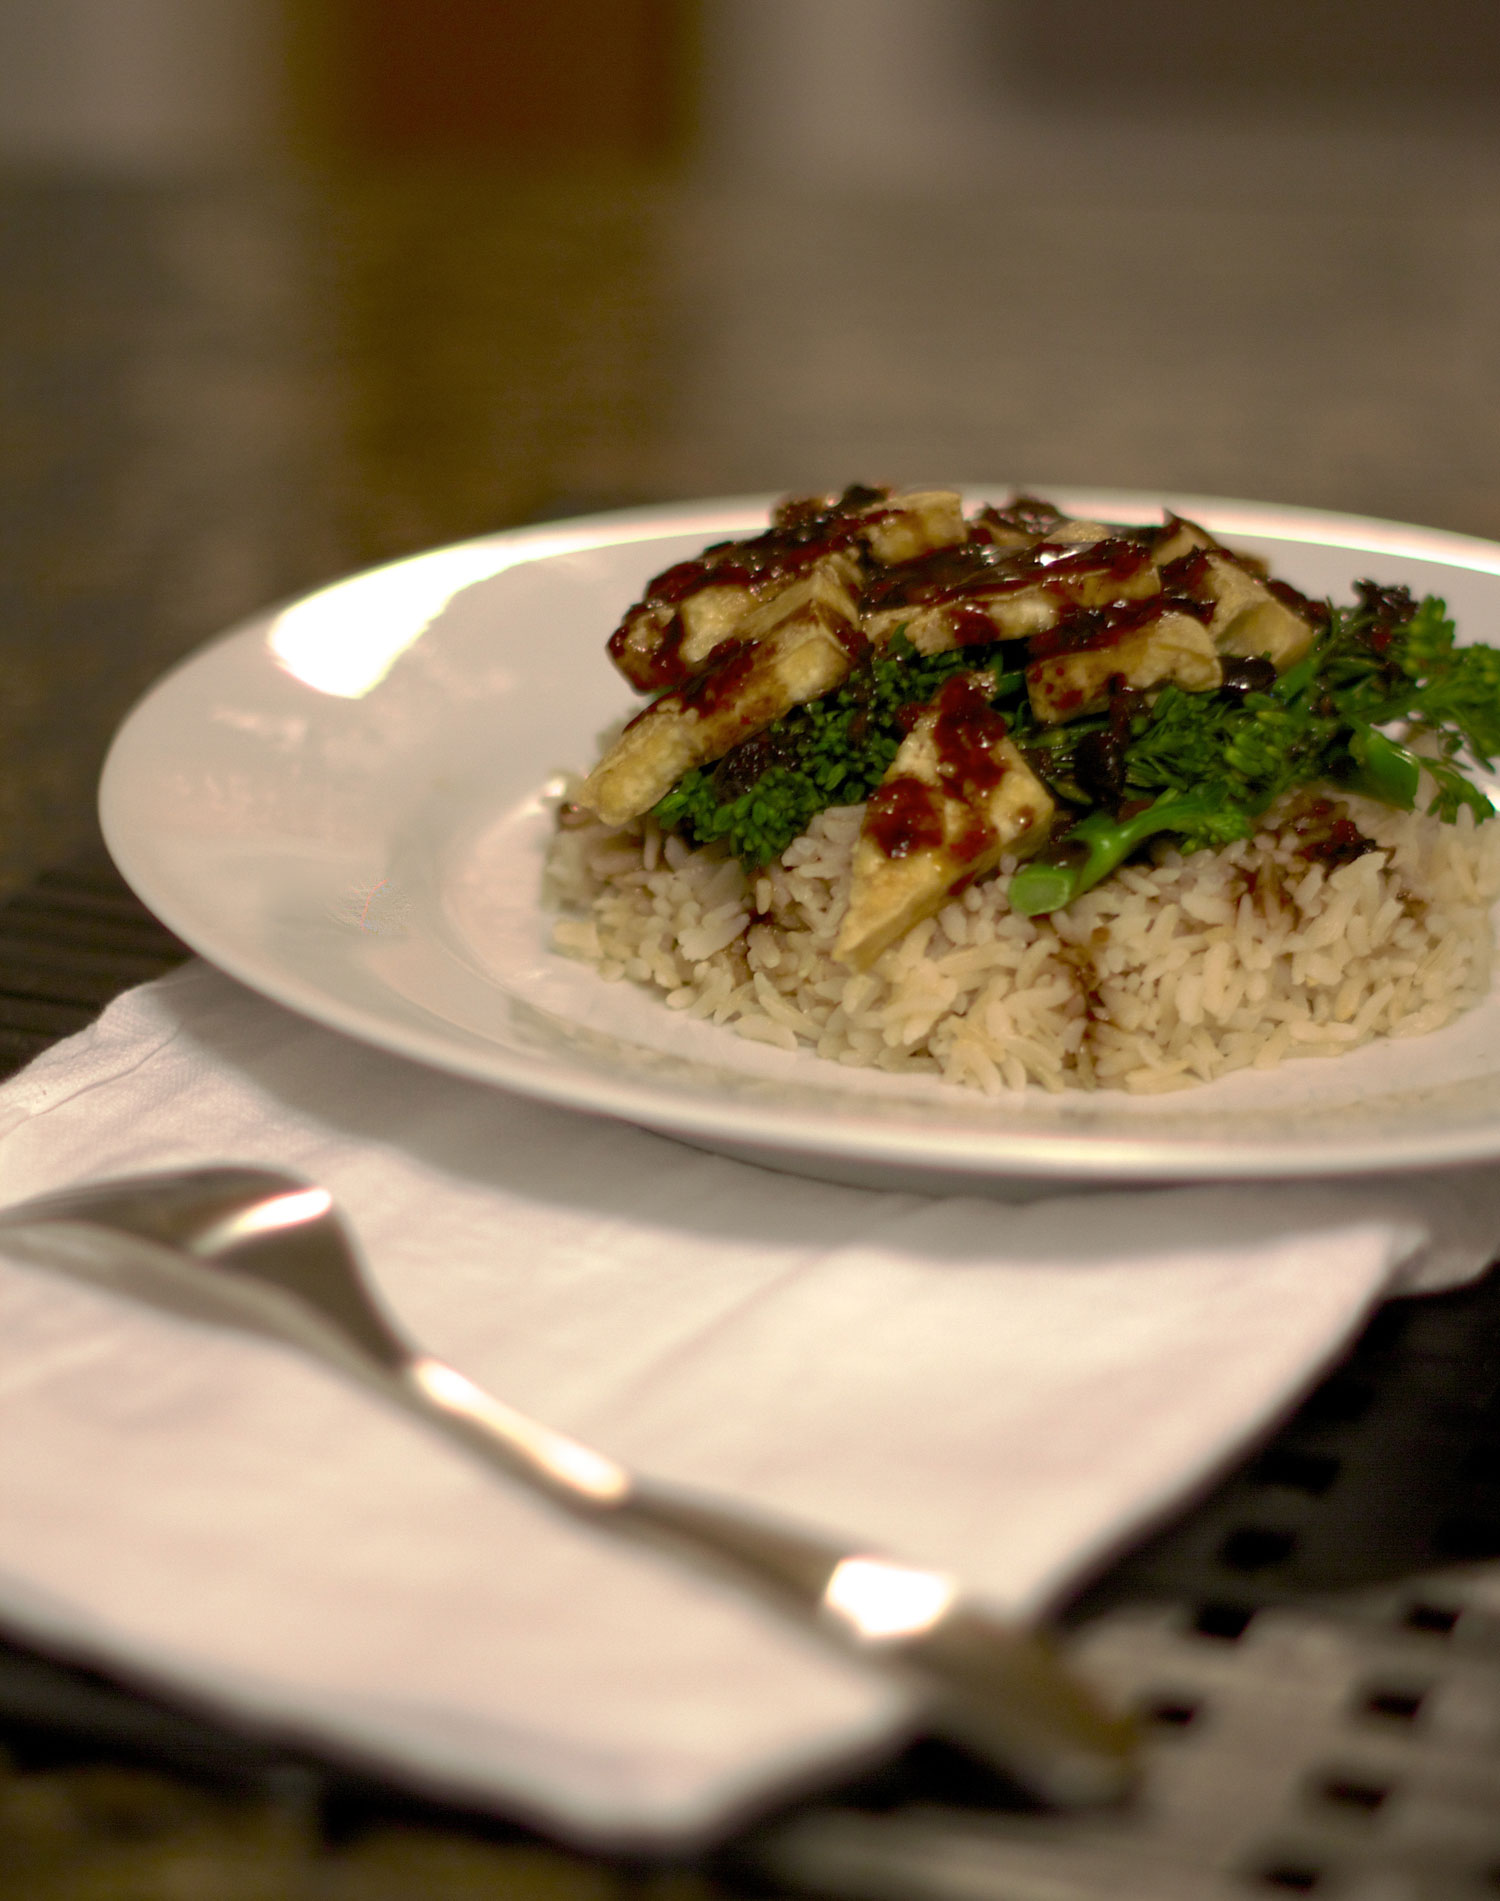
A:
285,0,697,164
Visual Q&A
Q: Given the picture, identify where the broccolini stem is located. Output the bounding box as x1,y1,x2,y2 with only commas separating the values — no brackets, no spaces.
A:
1008,793,1223,917
1344,723,1420,810
1268,638,1324,706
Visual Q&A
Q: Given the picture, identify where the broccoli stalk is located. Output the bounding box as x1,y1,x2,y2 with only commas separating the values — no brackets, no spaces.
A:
1008,791,1255,917
1009,717,1484,917
1343,723,1419,810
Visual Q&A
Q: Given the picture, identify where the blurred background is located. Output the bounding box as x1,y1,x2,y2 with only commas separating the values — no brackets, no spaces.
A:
1,0,1498,890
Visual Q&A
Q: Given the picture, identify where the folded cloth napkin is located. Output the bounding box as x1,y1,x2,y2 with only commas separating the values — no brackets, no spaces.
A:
1,962,1499,1847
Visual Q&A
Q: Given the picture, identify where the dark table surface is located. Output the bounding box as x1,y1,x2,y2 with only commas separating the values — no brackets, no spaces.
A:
4,148,1500,1898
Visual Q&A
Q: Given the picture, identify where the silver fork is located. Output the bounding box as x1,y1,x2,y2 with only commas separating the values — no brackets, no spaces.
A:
0,1166,1135,1805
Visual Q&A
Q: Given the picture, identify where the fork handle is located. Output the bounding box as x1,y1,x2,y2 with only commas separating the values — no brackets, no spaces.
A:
402,1355,1134,1806
619,1485,1134,1806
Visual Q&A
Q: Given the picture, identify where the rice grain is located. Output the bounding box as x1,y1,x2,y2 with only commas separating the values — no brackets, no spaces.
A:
544,788,1500,1094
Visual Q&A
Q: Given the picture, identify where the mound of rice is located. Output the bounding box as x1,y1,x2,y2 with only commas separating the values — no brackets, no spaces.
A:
545,791,1500,1095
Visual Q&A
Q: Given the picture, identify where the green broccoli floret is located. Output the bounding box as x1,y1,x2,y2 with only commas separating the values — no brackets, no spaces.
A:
1123,682,1337,810
653,764,834,868
1312,586,1500,779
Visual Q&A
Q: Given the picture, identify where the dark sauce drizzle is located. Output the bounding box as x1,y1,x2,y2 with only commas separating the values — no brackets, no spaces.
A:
625,606,868,731
866,777,945,859
863,535,1153,616
1026,590,1212,662
867,674,1013,861
1292,797,1375,868
608,485,892,692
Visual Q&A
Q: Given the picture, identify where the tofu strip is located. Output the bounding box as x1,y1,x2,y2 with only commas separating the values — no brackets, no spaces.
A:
835,673,1054,972
1026,606,1222,724
578,569,862,826
863,535,1162,657
1162,549,1318,672
606,487,967,693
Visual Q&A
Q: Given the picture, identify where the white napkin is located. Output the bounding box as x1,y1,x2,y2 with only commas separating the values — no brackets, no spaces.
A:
0,962,1498,1848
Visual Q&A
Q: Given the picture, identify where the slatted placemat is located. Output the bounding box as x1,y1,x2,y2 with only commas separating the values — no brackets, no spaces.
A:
747,1248,1500,1901
2,857,1499,1899
0,857,190,1080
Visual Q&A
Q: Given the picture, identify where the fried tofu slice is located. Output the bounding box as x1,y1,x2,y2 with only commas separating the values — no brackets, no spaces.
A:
834,674,1054,972
1148,522,1314,672
1151,512,1218,565
607,557,858,695
674,582,759,658
605,488,966,693
862,488,968,564
865,586,1056,654
1025,607,1222,725
1039,516,1115,547
578,566,861,827
1184,552,1317,672
864,535,1162,656
1018,521,1312,723
974,497,1109,551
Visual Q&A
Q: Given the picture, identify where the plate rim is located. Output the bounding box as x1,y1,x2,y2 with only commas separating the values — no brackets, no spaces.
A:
99,486,1500,1185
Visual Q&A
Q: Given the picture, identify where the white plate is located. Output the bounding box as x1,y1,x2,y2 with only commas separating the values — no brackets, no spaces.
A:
100,491,1500,1189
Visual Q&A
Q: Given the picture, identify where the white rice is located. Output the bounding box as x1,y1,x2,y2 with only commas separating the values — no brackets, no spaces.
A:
544,789,1500,1095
